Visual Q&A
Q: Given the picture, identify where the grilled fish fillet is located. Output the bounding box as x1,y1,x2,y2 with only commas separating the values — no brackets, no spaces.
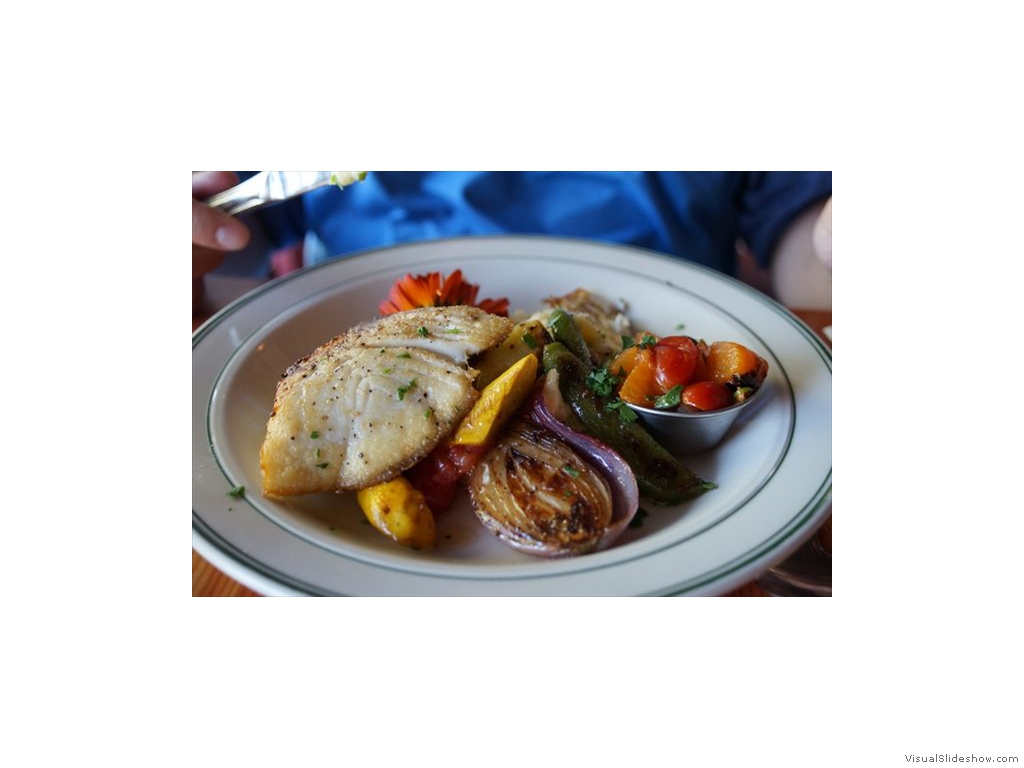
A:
260,306,514,496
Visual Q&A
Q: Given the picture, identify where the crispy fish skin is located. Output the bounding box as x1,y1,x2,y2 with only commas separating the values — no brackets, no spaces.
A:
260,307,514,496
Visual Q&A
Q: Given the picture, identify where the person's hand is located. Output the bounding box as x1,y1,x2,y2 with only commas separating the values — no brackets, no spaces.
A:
193,172,251,312
770,195,832,310
813,196,832,271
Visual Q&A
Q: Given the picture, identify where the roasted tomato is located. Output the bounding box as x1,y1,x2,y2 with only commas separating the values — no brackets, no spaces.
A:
681,381,734,412
653,336,700,392
691,338,710,382
404,448,467,512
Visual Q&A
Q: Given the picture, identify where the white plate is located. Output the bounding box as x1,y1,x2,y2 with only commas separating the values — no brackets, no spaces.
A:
193,236,831,595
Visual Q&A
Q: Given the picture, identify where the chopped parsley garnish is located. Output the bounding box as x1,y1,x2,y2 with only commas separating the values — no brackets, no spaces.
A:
675,323,687,330
586,367,620,397
424,408,434,419
227,485,245,499
310,430,320,439
382,367,393,374
416,326,430,337
445,328,462,334
397,352,412,359
562,464,581,478
622,333,657,350
521,333,538,349
604,399,638,423
653,385,682,410
397,379,418,400
316,462,330,469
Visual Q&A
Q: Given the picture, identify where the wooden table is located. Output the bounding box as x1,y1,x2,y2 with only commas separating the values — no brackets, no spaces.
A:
193,296,831,597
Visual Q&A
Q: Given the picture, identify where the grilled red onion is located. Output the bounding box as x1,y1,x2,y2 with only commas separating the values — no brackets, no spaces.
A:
465,378,639,557
467,420,614,556
527,375,640,547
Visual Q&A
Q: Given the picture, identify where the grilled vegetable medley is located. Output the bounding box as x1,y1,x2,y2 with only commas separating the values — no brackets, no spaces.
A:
259,270,768,556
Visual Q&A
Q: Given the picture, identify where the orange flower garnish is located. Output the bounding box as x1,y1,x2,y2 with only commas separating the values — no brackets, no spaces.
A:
379,269,510,317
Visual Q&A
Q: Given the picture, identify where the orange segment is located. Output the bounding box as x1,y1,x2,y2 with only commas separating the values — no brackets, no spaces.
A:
706,342,769,389
617,348,660,406
608,345,641,377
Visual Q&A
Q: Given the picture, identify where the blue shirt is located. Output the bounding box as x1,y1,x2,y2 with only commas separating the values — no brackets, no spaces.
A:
245,171,831,277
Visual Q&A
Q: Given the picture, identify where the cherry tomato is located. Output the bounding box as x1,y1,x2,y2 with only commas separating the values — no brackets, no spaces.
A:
653,336,699,392
681,381,734,412
405,452,461,512
405,443,486,513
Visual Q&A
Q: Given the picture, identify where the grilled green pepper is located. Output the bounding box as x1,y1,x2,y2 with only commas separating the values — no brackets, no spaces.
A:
545,308,593,366
542,342,715,504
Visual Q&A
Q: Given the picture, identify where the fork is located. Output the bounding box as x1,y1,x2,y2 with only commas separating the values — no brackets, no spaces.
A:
204,171,366,216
